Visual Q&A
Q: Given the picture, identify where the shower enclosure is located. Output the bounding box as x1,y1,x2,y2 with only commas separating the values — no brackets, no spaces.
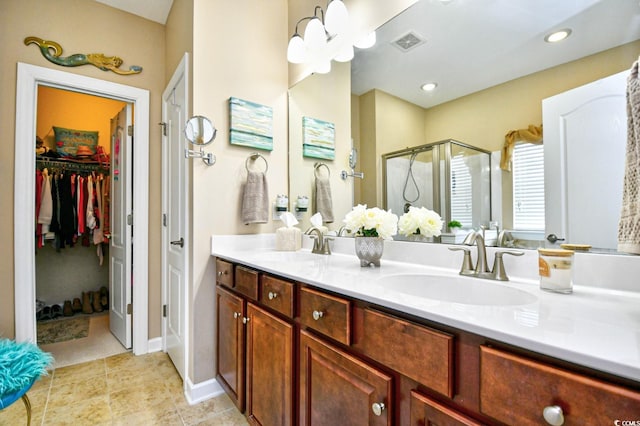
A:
382,139,491,236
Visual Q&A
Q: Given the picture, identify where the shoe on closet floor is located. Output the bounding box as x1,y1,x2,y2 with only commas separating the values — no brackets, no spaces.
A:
82,292,93,314
99,286,109,309
92,291,103,313
72,297,82,313
51,304,63,318
63,300,74,316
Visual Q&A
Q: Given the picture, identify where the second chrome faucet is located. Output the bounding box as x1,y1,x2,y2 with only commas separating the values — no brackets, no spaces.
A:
449,231,523,281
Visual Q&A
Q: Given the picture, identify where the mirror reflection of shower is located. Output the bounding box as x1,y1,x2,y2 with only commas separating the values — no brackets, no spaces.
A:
383,140,491,233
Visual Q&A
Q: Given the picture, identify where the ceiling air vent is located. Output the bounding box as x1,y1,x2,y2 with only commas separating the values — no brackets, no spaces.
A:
391,31,426,52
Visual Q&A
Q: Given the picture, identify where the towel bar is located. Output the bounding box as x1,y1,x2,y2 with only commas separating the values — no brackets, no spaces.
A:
246,153,268,173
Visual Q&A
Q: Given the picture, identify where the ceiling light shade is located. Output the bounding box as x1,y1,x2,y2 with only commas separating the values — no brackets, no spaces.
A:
334,43,354,62
314,60,332,74
354,31,376,49
287,35,306,64
545,29,572,43
421,82,438,91
325,0,349,36
304,18,327,50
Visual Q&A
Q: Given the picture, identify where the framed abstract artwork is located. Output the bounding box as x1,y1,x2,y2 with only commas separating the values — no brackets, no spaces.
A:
229,97,273,151
302,116,335,160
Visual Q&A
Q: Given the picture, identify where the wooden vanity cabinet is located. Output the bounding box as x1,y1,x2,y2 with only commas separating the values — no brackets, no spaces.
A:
299,329,393,426
480,345,640,426
410,390,482,426
215,259,294,425
216,284,245,410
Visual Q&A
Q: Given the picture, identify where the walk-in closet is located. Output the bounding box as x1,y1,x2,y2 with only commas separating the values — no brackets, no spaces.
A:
34,86,130,367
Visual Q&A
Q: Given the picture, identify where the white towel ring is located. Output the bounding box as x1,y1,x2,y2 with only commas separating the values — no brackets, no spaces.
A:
246,153,268,174
314,162,330,179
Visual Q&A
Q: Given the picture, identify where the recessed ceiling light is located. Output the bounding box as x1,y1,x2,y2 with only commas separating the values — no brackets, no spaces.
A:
544,29,572,43
421,82,437,92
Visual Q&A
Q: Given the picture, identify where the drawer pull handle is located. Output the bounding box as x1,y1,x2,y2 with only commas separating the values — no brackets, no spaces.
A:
217,270,228,277
371,402,385,416
312,310,324,321
268,291,278,300
242,317,250,324
543,405,564,426
233,312,242,319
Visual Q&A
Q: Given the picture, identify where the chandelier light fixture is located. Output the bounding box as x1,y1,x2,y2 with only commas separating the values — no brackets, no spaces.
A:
287,0,375,73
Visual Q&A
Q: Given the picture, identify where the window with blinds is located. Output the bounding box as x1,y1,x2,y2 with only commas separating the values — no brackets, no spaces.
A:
450,155,473,227
512,142,545,230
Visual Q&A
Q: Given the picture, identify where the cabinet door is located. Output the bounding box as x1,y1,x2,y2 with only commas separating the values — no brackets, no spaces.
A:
216,285,245,411
299,329,393,426
246,303,294,426
410,390,482,426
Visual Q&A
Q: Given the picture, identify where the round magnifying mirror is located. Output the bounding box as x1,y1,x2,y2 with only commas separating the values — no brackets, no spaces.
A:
185,115,217,146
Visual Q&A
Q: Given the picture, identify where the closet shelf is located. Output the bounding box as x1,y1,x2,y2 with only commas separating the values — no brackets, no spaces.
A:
36,157,110,172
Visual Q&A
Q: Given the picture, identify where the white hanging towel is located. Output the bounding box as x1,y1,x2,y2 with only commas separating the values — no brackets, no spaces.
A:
618,60,640,254
38,168,52,234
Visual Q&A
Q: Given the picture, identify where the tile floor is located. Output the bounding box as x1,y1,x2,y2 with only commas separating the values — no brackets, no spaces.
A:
0,351,249,426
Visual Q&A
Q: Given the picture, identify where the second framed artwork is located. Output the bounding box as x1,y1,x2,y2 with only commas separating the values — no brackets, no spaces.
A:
229,97,274,151
302,116,335,160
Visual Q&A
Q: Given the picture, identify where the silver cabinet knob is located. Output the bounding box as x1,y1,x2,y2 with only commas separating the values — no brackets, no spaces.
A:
312,310,324,321
217,271,222,277
543,405,564,426
233,312,241,319
371,402,385,416
268,291,278,300
242,317,250,324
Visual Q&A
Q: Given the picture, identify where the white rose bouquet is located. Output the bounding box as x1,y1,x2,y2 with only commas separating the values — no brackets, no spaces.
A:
343,204,398,240
398,206,443,237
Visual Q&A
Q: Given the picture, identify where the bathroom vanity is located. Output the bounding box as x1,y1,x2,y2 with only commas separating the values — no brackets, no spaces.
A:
212,234,640,425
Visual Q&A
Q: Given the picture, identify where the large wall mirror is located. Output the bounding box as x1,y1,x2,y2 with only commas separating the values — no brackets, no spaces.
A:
288,0,640,251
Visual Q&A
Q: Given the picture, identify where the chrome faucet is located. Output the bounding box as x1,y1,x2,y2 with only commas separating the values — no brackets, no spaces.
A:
449,230,524,281
304,227,333,255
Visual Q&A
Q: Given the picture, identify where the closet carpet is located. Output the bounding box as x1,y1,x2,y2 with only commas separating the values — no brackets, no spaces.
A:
0,351,249,425
39,313,128,368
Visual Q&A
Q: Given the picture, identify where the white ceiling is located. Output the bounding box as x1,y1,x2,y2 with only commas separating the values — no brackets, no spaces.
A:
93,0,173,24
352,0,640,108
96,0,640,109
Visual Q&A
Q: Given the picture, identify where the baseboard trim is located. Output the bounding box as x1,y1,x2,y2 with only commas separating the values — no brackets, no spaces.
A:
147,337,163,353
185,376,225,405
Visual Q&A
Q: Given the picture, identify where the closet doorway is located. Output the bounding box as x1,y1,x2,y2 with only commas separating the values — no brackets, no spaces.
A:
35,87,129,366
14,63,149,359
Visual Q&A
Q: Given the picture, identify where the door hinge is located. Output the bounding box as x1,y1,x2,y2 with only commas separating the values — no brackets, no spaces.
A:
127,303,133,315
127,214,133,226
128,125,134,136
163,304,167,318
159,122,167,136
163,213,167,227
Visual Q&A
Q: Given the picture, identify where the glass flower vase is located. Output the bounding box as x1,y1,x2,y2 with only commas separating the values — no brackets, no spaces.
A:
354,236,384,267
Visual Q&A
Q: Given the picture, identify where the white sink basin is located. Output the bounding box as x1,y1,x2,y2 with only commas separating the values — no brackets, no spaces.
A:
377,274,537,306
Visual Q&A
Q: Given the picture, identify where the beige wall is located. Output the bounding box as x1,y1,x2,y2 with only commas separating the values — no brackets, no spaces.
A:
0,0,165,339
289,61,353,231
189,0,289,383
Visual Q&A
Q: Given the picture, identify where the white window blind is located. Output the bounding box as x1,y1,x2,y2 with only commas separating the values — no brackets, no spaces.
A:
512,142,545,230
450,155,473,227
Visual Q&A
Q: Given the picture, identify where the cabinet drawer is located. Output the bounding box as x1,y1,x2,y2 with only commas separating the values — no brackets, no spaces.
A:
235,265,259,300
299,286,351,345
360,309,454,398
215,258,234,287
260,275,295,318
410,390,482,426
480,346,640,425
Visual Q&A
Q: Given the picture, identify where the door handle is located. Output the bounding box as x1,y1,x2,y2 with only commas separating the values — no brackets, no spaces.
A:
546,234,565,243
170,237,184,248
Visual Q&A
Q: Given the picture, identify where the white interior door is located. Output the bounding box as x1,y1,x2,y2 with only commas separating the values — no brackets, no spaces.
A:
110,105,133,348
542,70,627,249
162,54,189,379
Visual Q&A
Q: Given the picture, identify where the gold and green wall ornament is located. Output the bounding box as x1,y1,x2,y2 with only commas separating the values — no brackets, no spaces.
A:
24,37,142,75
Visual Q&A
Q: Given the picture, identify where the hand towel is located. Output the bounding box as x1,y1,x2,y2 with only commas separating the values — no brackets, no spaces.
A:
315,175,334,223
242,171,269,224
618,60,640,254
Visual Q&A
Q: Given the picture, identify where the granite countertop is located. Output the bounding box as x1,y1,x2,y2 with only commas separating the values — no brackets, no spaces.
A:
211,234,640,383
